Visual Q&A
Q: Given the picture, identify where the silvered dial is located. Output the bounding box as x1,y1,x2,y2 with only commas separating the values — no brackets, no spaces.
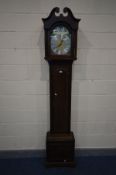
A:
50,26,71,55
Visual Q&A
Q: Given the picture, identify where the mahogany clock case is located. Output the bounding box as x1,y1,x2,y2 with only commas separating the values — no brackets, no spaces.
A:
42,7,80,166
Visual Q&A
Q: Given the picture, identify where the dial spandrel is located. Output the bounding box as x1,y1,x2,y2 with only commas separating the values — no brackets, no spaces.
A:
50,26,71,55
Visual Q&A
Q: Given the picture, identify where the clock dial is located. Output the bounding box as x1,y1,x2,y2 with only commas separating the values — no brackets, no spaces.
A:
50,26,71,55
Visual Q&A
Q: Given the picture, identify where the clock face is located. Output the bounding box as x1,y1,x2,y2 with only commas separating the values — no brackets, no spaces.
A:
50,26,71,55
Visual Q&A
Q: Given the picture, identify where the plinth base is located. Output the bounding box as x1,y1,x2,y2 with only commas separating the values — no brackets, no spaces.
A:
46,132,75,167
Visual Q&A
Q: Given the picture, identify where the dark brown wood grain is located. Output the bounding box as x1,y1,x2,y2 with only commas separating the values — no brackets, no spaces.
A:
49,61,72,133
46,132,75,167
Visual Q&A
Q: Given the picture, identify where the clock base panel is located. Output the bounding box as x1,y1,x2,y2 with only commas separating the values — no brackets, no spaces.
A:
46,131,75,167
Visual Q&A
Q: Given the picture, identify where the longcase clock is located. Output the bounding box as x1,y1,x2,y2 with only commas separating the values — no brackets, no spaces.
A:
42,7,80,166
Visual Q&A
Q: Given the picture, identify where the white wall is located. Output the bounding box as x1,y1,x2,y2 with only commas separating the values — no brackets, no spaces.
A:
0,0,116,150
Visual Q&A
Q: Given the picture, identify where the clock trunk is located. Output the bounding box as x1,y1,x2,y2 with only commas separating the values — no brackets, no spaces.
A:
50,61,72,133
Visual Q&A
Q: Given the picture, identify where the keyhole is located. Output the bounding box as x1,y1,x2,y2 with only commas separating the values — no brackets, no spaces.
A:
59,70,63,74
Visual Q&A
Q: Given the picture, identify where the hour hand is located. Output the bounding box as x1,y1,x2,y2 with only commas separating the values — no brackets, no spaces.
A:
56,40,63,48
